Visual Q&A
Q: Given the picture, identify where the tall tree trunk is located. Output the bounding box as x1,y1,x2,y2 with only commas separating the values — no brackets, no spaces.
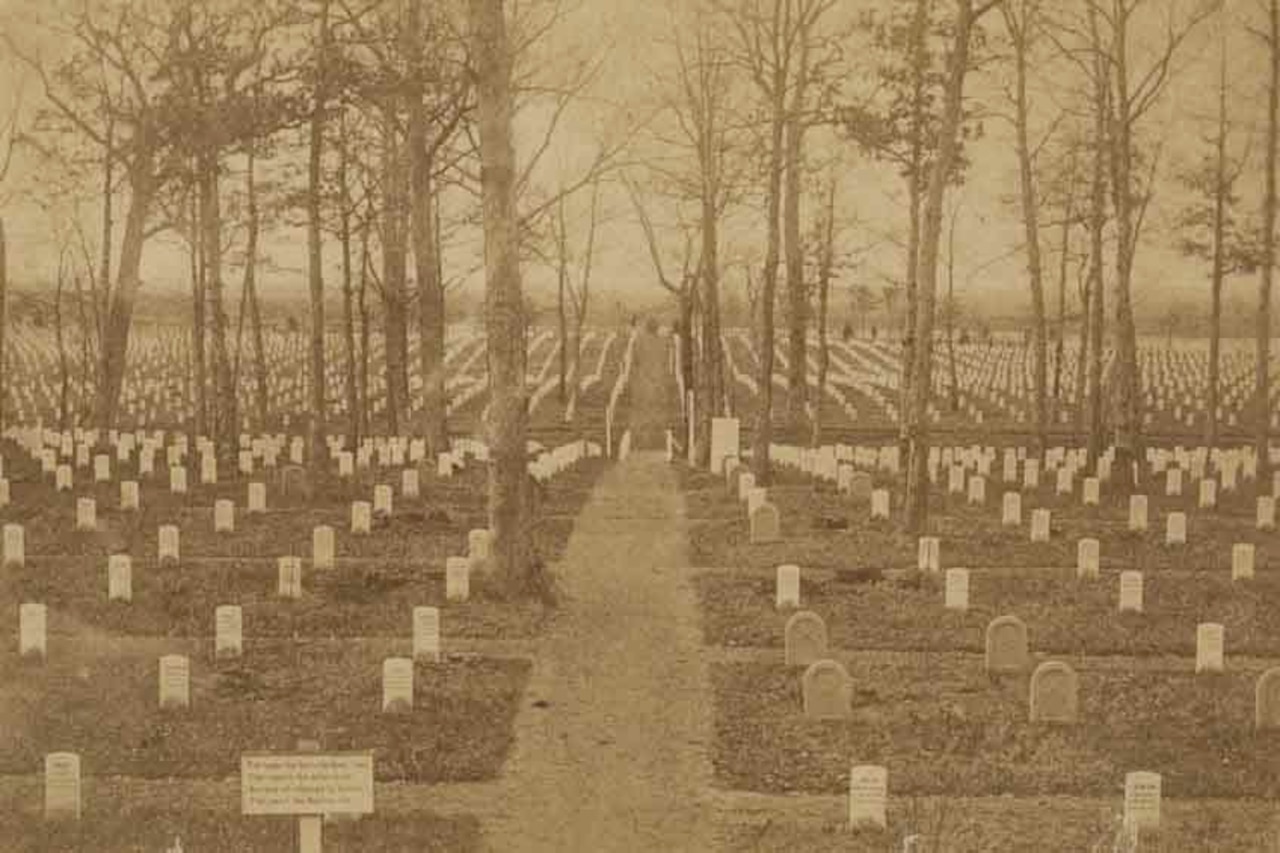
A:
307,0,331,472
1110,2,1143,497
471,0,536,595
358,213,372,442
810,179,835,447
1207,37,1228,451
340,134,359,450
556,196,569,403
55,267,70,431
382,111,409,437
783,33,811,436
1074,255,1092,434
95,158,155,433
1053,167,1075,405
0,219,6,434
1008,0,1049,460
905,0,981,533
408,0,448,453
696,196,723,467
899,0,930,483
243,143,268,432
1259,0,1279,480
753,83,785,486
1085,0,1108,471
189,180,207,439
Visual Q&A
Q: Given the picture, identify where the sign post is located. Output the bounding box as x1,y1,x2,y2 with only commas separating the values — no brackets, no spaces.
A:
240,751,374,853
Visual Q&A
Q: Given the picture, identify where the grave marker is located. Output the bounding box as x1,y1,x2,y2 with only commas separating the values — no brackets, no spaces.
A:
784,611,828,667
215,605,243,659
1232,543,1256,581
20,602,46,658
802,659,851,720
76,497,96,532
1196,623,1225,673
4,523,24,567
1029,661,1079,724
413,607,441,663
248,483,267,514
43,752,81,820
1129,495,1148,532
776,564,801,609
1124,771,1161,832
159,654,191,709
1165,512,1187,546
278,557,303,599
121,480,140,511
917,536,940,572
985,615,1029,674
1030,508,1051,543
446,557,470,602
945,568,969,611
351,502,372,535
1119,571,1144,613
214,500,235,534
870,489,890,520
108,555,132,602
1002,492,1021,527
159,525,180,564
312,526,335,569
382,658,414,713
1076,539,1101,579
1259,496,1276,531
750,502,781,544
847,765,888,830
1255,667,1280,729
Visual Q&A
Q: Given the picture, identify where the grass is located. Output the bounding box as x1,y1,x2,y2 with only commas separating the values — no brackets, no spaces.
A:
0,642,530,783
711,659,1280,799
0,811,481,853
696,571,1280,657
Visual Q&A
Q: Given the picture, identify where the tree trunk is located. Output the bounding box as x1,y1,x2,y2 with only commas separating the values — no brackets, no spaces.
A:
899,0,930,484
243,144,268,432
557,197,569,404
408,0,448,454
1208,37,1228,451
1074,256,1092,435
783,34,811,437
382,111,410,437
753,49,788,486
810,179,835,447
471,0,537,596
358,214,372,442
1085,0,1108,471
1009,0,1049,460
340,136,359,450
0,219,6,434
1110,3,1143,497
1053,168,1074,406
905,0,981,534
307,0,330,472
94,158,154,433
189,180,207,439
1258,0,1279,480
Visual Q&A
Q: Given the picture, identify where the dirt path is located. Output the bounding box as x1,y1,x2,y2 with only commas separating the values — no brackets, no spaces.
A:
482,332,718,851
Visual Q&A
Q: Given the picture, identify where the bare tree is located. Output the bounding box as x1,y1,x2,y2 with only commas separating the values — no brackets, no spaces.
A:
471,0,537,595
1257,0,1280,477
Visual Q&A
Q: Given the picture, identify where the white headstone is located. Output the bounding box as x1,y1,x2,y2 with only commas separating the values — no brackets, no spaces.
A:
966,475,986,505
1196,623,1225,673
1124,771,1161,832
710,417,741,474
847,764,888,830
1082,477,1100,506
170,466,188,495
1119,571,1143,613
43,752,81,820
446,556,470,602
247,482,267,514
338,452,355,479
120,480,140,511
917,536,941,572
312,526,335,569
402,469,420,499
1076,538,1101,579
1030,508,1051,543
945,568,969,611
870,489,890,520
108,555,132,602
1199,478,1217,510
75,497,96,532
278,556,303,599
413,606,441,663
214,499,235,534
1232,543,1256,581
94,454,111,483
1002,491,1021,527
382,657,414,712
215,605,243,658
1259,496,1276,531
158,525,180,564
374,485,393,516
1129,495,1148,532
468,529,492,561
55,464,73,492
4,523,24,567
776,564,801,609
159,654,191,709
1165,512,1187,546
1166,468,1183,497
20,602,47,658
351,501,372,535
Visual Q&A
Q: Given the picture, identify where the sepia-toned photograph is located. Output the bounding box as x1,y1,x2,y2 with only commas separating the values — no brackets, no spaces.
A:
0,0,1276,849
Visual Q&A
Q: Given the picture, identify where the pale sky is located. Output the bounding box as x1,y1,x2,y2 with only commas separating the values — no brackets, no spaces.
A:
0,0,1273,325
